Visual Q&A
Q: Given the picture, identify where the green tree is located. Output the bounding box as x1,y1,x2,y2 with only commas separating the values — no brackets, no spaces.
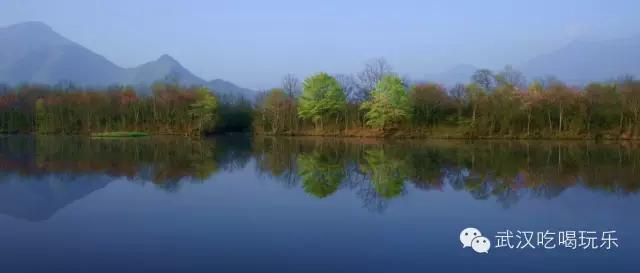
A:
488,84,522,135
465,83,486,128
547,83,577,135
298,73,346,129
35,98,47,134
621,81,640,136
258,88,290,134
522,81,544,136
584,83,621,133
361,75,411,128
189,87,218,135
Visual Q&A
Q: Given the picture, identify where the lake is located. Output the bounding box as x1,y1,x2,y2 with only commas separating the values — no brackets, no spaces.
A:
0,135,639,273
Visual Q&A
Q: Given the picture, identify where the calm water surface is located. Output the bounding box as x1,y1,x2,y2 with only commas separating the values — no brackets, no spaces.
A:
0,135,639,273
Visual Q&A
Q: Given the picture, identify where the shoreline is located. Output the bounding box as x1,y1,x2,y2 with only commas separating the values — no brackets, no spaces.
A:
252,128,640,141
2,131,639,141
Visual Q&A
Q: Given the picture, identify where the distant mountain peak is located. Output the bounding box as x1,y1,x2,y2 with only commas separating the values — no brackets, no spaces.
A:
0,21,122,85
156,54,179,65
127,53,204,85
207,78,255,98
1,21,71,47
5,21,52,31
208,78,232,84
520,35,640,84
424,64,478,86
0,21,254,98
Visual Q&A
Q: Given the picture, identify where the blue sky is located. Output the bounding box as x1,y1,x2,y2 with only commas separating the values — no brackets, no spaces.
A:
1,0,639,89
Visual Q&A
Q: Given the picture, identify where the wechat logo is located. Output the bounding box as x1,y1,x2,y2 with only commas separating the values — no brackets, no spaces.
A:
460,227,491,254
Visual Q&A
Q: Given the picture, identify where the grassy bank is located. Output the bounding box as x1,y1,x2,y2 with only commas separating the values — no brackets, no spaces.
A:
254,127,638,140
91,132,149,138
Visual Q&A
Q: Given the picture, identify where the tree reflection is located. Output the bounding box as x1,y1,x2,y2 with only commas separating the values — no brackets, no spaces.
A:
298,151,344,198
1,136,640,213
359,148,407,199
251,138,640,210
0,135,252,189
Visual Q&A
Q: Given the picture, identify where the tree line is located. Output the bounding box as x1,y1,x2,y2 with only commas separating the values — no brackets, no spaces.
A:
254,59,640,139
0,83,252,135
3,58,640,139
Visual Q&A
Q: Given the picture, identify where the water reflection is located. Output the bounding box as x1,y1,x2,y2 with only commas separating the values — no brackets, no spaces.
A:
1,135,639,220
252,137,640,210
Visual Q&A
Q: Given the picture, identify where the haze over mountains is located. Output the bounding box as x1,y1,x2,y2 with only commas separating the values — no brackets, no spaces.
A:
1,21,639,92
0,22,254,97
424,37,640,86
520,35,640,84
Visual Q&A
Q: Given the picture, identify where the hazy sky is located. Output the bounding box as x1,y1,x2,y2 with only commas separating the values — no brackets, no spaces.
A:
1,0,639,89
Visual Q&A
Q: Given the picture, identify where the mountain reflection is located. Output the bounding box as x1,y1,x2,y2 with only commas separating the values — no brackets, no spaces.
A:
1,135,639,220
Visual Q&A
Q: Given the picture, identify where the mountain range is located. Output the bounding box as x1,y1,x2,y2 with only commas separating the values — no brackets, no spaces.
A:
0,22,254,97
520,36,640,84
1,21,639,91
427,36,640,86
